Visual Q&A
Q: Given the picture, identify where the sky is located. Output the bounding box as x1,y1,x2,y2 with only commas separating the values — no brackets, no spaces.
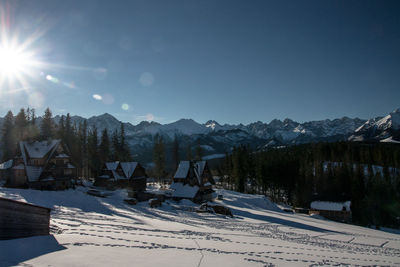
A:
0,0,399,125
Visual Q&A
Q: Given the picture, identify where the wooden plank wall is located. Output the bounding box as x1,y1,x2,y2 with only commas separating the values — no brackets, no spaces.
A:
0,198,50,240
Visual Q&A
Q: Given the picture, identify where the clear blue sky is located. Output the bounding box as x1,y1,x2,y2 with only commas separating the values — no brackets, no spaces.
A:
0,0,399,124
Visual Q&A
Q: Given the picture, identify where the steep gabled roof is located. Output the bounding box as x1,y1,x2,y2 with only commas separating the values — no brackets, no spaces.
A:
21,140,60,159
105,161,119,171
120,162,138,178
174,161,190,179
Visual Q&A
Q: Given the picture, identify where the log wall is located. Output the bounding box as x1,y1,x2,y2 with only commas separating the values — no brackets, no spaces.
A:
0,197,51,240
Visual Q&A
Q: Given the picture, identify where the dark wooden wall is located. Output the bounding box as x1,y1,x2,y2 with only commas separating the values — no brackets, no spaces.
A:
0,197,50,240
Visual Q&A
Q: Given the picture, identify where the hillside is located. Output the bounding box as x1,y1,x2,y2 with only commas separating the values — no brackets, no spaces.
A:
0,186,399,266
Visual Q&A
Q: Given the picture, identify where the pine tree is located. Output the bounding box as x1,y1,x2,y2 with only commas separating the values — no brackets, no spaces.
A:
186,145,193,161
172,134,180,169
153,133,165,183
99,128,110,165
58,116,65,140
40,108,54,140
195,140,203,161
111,129,120,160
119,123,131,161
87,127,100,177
1,111,16,161
15,108,27,141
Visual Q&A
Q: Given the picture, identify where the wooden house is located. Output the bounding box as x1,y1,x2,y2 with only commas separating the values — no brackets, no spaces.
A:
95,161,147,192
169,160,215,203
0,140,76,190
309,201,352,223
0,197,51,239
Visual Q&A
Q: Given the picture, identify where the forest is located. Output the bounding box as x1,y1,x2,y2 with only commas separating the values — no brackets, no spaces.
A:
218,142,400,228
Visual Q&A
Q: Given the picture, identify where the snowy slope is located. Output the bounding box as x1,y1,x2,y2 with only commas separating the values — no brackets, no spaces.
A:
0,187,399,267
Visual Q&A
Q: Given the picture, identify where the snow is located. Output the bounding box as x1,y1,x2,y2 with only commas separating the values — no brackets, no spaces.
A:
174,161,190,179
193,161,206,184
0,187,399,267
105,162,119,171
169,182,199,198
202,154,225,160
12,163,25,170
25,166,43,182
310,201,351,212
22,140,60,159
0,159,13,169
381,137,400,143
120,162,138,178
56,153,69,158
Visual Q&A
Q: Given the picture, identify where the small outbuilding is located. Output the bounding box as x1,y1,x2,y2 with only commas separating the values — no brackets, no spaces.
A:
0,197,51,239
310,200,352,223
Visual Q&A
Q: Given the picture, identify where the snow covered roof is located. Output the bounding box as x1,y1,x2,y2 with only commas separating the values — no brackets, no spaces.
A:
174,161,190,179
105,162,119,171
193,161,206,183
25,166,43,182
311,201,351,212
67,163,75,169
120,162,138,178
0,159,13,170
21,140,60,159
56,153,69,158
170,182,199,198
12,163,25,170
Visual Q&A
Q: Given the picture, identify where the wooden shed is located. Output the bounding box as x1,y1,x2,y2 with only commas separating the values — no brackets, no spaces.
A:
0,197,51,240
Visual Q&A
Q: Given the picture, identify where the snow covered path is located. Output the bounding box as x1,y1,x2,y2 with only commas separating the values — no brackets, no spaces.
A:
1,187,399,267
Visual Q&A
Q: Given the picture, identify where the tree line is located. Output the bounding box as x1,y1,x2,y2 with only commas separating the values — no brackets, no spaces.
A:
1,108,131,178
219,142,400,228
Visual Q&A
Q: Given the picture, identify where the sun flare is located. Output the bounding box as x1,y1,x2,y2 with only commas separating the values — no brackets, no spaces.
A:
0,45,33,78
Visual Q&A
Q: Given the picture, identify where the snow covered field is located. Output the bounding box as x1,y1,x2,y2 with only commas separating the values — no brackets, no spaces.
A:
1,186,399,267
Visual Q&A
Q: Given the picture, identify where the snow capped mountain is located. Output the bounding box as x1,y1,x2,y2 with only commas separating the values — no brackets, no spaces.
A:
350,108,400,142
2,108,400,163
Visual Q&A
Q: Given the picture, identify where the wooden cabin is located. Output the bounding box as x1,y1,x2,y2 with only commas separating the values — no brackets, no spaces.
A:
0,197,51,239
169,160,215,203
95,161,147,192
309,201,352,223
0,140,76,190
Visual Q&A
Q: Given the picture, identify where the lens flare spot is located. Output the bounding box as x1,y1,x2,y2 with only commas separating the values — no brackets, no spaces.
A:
139,72,154,87
121,103,129,110
46,74,59,83
92,94,102,100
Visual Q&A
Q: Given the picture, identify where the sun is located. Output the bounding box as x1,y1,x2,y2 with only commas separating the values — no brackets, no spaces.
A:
0,45,33,78
0,37,40,88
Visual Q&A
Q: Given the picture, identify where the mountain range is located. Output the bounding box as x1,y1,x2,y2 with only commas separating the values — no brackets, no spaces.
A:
1,108,399,165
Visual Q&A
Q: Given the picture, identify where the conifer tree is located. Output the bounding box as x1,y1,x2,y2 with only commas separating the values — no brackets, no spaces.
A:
15,108,27,141
87,127,100,177
153,133,165,183
40,108,54,140
172,134,180,169
99,128,110,165
195,140,203,161
1,111,15,161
